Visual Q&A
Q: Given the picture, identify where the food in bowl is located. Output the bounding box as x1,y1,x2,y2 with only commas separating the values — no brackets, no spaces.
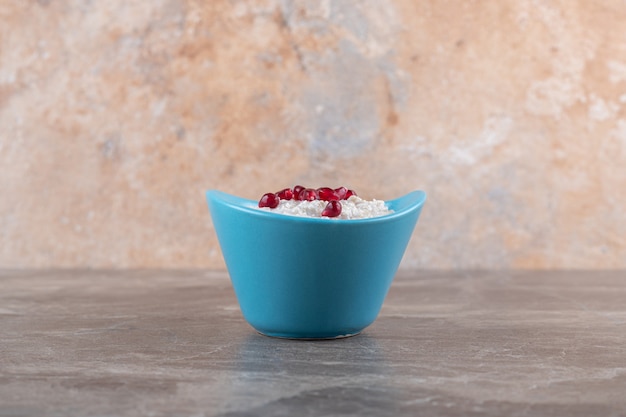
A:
206,188,426,339
257,185,393,219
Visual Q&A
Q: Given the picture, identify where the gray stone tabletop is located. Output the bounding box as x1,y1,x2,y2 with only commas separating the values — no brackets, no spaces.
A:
1,270,626,417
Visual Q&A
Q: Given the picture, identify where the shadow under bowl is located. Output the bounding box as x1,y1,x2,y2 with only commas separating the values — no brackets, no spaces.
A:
206,190,426,339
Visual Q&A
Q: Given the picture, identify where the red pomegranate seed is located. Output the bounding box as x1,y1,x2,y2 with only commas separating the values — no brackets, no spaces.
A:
258,192,279,208
277,188,294,200
299,188,318,201
345,189,357,199
334,186,347,199
321,200,342,217
317,187,339,201
293,185,305,200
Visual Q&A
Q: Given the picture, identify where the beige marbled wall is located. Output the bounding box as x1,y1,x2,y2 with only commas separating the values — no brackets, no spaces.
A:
1,0,625,269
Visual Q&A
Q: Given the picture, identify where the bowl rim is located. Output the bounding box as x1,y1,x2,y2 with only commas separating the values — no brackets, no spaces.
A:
206,189,426,225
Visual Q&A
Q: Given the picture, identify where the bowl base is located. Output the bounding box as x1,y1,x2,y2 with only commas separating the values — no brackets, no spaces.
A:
256,331,362,341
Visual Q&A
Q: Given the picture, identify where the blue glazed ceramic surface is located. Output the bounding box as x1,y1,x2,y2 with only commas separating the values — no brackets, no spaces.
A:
206,189,426,339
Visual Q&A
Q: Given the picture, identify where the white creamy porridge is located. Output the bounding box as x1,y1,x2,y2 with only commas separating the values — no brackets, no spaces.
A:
259,196,393,219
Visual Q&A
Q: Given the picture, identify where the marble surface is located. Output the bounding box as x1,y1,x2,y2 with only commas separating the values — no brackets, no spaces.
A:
1,269,626,417
3,1,626,270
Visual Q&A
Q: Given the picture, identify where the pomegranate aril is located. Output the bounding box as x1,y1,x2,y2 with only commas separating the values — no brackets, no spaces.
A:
293,185,305,200
277,188,294,200
334,186,347,199
321,200,342,217
317,187,339,201
344,189,357,199
258,192,279,208
299,188,318,201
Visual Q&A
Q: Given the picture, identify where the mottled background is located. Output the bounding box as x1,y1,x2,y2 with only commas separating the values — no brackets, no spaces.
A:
1,0,625,269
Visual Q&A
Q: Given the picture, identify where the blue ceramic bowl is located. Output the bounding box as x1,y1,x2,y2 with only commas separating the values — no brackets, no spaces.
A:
206,189,426,339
